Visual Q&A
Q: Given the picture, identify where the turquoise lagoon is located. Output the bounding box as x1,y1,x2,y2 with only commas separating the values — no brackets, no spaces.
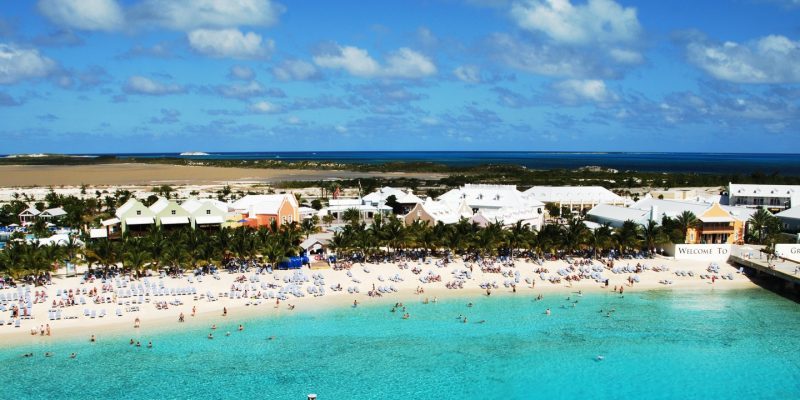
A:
1,289,799,400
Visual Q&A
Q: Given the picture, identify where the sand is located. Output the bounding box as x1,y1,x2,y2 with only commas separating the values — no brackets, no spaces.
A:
0,164,447,187
0,256,756,346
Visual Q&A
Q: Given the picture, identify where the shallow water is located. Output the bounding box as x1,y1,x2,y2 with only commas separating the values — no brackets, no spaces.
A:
1,289,799,400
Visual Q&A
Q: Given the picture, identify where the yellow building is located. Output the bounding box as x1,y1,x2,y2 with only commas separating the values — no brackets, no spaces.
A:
685,203,745,245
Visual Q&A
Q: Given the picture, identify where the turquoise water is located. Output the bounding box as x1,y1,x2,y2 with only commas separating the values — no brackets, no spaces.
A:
1,289,799,399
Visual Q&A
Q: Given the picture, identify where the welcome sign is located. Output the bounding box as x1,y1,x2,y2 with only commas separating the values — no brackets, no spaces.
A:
669,244,732,260
775,244,800,263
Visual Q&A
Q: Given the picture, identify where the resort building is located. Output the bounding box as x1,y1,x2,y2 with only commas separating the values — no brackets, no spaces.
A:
181,198,229,230
727,183,800,211
149,197,192,230
318,198,393,224
404,198,473,226
776,207,800,233
523,186,629,215
586,197,756,244
437,184,545,229
39,207,67,221
362,187,423,214
114,198,156,235
18,207,40,225
230,194,299,228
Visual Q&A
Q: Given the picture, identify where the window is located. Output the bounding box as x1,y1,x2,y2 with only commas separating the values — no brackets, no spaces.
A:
136,210,141,215
171,210,176,215
206,210,211,215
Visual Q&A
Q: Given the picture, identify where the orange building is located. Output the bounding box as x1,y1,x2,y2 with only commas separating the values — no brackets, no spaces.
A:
685,203,746,245
230,194,300,229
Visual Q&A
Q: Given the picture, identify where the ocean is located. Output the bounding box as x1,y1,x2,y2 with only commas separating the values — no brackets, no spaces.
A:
105,152,800,175
1,288,799,399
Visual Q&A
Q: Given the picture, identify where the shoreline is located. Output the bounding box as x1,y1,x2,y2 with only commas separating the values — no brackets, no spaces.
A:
0,257,759,347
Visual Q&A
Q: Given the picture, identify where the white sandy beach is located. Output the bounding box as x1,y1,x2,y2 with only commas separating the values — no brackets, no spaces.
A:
0,256,755,346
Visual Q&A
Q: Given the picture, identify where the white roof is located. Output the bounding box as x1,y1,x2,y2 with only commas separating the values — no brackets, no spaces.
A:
523,186,627,205
729,183,800,198
148,197,171,213
413,198,472,225
328,198,363,207
182,198,229,214
633,198,756,222
19,207,40,216
115,198,140,217
34,234,82,247
89,228,107,239
473,205,542,227
101,217,120,226
299,206,317,215
363,187,423,205
231,194,297,215
300,237,328,250
41,207,67,217
195,215,224,225
776,206,800,220
438,184,543,210
125,216,154,225
586,204,648,223
160,216,190,225
698,216,734,223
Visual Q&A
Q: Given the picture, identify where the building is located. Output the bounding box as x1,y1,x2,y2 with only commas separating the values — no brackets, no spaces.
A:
728,183,800,211
181,198,229,230
777,207,800,233
437,184,545,229
114,198,156,235
523,186,629,215
586,197,756,244
149,197,192,229
18,207,40,225
318,198,392,224
230,194,299,228
362,187,423,214
403,198,473,226
39,207,67,221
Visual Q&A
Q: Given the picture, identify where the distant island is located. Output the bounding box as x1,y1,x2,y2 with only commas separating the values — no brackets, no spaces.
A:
179,151,210,156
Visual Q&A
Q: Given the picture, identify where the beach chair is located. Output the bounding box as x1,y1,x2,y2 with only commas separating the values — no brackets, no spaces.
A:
14,319,20,328
56,310,62,320
90,310,96,319
116,308,122,317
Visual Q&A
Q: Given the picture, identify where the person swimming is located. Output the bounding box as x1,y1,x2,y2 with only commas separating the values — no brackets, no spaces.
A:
69,353,77,359
545,308,551,316
44,352,53,357
147,341,153,348
208,333,214,339
90,335,96,342
238,324,244,331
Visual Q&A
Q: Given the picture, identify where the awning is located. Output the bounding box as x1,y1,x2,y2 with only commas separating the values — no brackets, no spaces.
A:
195,216,224,225
125,216,154,225
160,216,190,225
101,218,120,226
89,228,107,239
699,216,734,223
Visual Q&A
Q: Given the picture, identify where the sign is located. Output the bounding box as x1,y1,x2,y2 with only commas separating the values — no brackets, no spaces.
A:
669,244,731,260
775,244,800,263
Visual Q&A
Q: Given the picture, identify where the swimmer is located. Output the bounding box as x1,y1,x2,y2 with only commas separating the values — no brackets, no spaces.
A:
147,341,152,348
238,324,244,331
208,333,214,339
545,308,551,316
22,353,33,358
402,313,410,319
211,324,217,330
268,336,276,340
69,353,77,359
226,332,231,337
467,302,473,308
136,341,141,347
353,300,358,307
478,320,486,324
463,317,468,323
596,355,604,361
45,352,53,357
130,338,135,345
90,334,96,342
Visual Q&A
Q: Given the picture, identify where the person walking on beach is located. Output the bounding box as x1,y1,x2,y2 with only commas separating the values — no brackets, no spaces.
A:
46,324,51,336
134,317,141,328
179,313,185,323
223,307,227,317
192,306,196,317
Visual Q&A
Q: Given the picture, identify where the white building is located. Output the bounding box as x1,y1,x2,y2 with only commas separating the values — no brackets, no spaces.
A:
181,198,229,229
586,196,757,228
318,198,392,224
776,207,800,233
728,183,800,211
523,186,630,214
39,207,67,220
404,198,473,226
362,187,423,214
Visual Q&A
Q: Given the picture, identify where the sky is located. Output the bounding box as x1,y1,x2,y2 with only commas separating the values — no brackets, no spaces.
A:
0,0,799,154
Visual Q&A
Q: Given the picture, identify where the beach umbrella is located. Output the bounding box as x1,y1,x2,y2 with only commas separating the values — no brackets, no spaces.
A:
238,219,248,223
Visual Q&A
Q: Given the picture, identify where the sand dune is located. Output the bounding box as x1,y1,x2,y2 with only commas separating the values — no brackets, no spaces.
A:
0,164,447,187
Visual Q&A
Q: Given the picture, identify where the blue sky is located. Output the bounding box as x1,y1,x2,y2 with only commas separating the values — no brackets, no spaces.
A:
0,0,799,154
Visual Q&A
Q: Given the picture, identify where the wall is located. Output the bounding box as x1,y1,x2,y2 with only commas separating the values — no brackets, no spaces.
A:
664,243,732,260
775,244,800,263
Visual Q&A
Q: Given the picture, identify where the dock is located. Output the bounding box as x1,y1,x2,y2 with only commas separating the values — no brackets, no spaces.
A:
730,245,800,292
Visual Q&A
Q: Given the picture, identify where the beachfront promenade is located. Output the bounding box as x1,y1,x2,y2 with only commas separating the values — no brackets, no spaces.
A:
730,245,800,288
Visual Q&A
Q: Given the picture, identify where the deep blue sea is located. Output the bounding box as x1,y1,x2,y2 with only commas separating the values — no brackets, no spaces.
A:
105,152,800,175
1,289,799,400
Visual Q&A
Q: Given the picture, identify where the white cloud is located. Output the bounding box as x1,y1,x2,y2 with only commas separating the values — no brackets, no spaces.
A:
335,125,348,133
285,115,302,125
272,59,320,81
454,65,482,83
130,0,283,31
608,48,643,64
313,45,436,79
123,75,185,95
686,34,800,84
228,65,255,80
249,100,279,113
511,0,641,45
188,29,272,59
216,81,266,99
552,79,616,104
0,44,58,84
37,0,124,31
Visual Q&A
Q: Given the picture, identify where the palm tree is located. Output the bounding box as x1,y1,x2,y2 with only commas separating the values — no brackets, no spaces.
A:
590,223,613,258
615,220,641,253
675,211,698,243
748,208,779,245
123,245,151,278
507,221,530,260
342,208,361,226
563,219,590,254
641,220,665,253
300,216,319,239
